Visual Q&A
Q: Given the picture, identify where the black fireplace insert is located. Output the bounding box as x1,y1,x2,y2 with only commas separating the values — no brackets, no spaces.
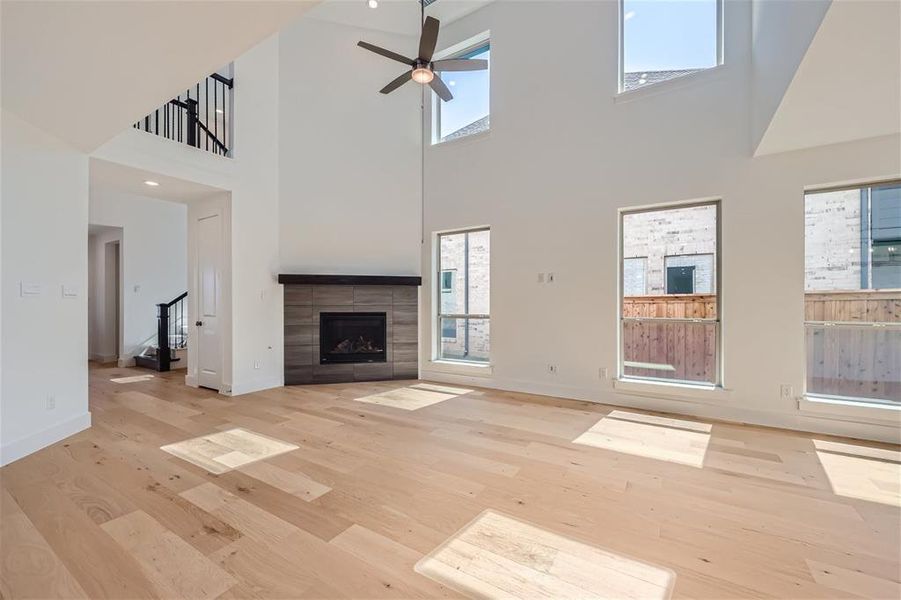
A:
319,312,387,364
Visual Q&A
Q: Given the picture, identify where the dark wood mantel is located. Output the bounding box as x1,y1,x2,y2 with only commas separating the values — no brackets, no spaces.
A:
278,274,421,286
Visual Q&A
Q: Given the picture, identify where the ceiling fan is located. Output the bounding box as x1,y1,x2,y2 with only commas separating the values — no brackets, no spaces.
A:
357,15,487,101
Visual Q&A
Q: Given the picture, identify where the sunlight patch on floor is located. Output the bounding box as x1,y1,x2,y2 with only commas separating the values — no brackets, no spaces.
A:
161,428,298,475
572,410,712,468
415,510,675,599
814,439,901,507
353,383,472,411
111,374,155,384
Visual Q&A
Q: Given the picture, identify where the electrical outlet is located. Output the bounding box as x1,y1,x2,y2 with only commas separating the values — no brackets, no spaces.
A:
46,395,56,410
780,384,793,399
547,364,557,374
599,367,609,380
253,360,261,370
547,272,556,283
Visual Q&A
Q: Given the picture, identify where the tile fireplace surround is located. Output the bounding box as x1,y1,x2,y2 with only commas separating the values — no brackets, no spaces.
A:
279,275,421,384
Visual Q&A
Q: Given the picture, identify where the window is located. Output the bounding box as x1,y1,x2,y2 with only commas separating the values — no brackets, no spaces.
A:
440,270,455,293
620,202,720,386
622,257,648,296
620,0,723,92
804,182,900,405
665,254,714,294
437,228,490,362
434,41,490,144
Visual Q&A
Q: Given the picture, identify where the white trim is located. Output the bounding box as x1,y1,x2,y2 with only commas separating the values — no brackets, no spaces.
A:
425,360,493,378
0,412,92,466
613,377,733,404
118,356,135,368
799,395,901,425
226,376,284,397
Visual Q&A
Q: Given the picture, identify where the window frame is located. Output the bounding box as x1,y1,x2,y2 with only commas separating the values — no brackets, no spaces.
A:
431,33,491,145
803,180,901,406
618,0,725,93
435,227,490,364
618,200,723,388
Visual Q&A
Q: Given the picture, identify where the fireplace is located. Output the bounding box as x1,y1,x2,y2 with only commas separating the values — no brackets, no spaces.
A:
319,312,387,364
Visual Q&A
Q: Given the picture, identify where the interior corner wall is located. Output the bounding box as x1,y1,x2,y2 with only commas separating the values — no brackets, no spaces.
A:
278,18,422,277
419,0,900,442
89,189,188,362
1,110,91,466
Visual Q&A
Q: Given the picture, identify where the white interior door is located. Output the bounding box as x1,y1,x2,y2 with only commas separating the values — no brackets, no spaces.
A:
196,213,222,390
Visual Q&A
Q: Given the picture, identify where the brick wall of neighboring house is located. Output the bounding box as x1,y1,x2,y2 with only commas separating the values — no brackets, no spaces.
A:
623,204,717,295
804,189,862,291
439,229,490,361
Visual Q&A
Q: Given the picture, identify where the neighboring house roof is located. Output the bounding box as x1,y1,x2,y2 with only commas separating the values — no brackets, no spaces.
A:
623,69,704,90
442,115,490,142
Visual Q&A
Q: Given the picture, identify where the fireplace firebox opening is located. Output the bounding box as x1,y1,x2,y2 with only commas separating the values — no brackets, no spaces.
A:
319,312,387,364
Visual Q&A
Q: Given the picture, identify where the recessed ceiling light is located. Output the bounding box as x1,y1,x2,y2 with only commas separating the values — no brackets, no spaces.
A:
144,180,160,187
368,0,378,8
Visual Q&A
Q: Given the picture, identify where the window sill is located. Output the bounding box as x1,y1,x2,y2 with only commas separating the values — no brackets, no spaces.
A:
426,360,493,377
614,64,727,104
430,129,490,149
798,395,900,425
613,377,732,404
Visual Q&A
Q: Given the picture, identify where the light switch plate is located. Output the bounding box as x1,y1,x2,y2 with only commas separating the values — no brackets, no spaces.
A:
20,282,41,297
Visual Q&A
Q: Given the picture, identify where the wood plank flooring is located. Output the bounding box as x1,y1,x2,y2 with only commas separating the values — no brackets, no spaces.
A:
1,364,899,599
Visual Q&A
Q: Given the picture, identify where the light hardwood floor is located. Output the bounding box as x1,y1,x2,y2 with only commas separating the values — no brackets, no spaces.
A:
1,365,899,599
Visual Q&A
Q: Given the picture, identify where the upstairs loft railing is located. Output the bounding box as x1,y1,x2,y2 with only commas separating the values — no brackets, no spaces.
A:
133,72,233,156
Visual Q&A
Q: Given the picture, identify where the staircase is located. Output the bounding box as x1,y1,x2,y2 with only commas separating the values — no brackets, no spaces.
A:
135,292,188,372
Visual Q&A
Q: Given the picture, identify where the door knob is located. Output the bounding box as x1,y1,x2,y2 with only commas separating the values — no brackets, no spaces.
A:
196,320,203,327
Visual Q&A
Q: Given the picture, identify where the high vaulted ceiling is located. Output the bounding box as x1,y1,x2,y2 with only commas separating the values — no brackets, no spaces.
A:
756,0,901,156
307,0,493,35
1,1,318,152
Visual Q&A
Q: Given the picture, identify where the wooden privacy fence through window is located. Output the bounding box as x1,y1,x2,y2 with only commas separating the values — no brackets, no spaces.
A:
804,290,900,402
622,291,901,402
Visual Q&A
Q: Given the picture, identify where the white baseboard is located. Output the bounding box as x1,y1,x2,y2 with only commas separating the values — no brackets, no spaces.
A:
228,376,284,397
89,353,117,363
421,372,901,444
0,412,92,466
118,357,135,368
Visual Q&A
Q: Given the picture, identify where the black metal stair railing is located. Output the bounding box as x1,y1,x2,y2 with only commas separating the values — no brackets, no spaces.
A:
133,72,232,156
156,292,188,372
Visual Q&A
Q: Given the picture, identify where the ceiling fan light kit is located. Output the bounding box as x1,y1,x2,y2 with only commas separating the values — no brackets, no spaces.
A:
357,15,488,102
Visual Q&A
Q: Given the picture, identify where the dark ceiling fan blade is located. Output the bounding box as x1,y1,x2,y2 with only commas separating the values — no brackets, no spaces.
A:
429,74,453,102
357,41,414,66
380,71,412,94
431,58,488,72
418,16,440,62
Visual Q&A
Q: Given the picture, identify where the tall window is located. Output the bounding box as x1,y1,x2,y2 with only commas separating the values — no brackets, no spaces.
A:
620,202,720,385
804,182,900,404
434,41,490,144
437,229,490,363
620,0,723,92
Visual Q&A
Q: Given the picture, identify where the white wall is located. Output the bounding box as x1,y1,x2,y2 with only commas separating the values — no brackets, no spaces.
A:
92,35,284,396
278,18,422,277
1,110,91,465
419,0,900,442
89,189,188,361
